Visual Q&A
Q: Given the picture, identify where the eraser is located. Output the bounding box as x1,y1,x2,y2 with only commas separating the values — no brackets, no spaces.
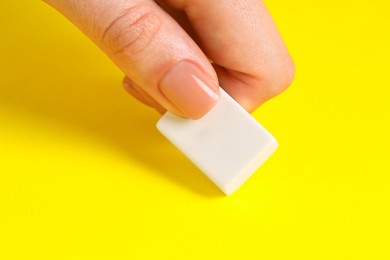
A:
156,88,278,195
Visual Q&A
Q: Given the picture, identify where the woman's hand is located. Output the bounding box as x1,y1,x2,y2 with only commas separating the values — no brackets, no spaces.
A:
44,0,295,119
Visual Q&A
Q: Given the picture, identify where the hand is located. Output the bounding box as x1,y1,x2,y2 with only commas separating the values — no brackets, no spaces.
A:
44,0,295,119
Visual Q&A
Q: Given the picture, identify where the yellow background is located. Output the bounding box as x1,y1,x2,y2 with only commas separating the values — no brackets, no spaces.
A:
1,1,389,259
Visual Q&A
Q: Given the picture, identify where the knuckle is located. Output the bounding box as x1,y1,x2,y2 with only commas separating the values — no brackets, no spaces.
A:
280,56,296,90
265,55,296,97
102,4,163,60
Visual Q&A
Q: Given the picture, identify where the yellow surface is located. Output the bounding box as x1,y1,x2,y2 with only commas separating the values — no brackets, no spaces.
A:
1,1,389,259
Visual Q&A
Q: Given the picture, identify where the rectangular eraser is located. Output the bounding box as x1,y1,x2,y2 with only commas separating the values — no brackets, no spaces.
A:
156,88,278,195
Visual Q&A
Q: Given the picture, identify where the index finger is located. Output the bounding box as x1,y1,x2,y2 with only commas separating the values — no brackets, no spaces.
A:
163,0,295,111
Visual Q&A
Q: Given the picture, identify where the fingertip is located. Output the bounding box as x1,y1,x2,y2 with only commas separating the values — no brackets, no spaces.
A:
158,61,221,120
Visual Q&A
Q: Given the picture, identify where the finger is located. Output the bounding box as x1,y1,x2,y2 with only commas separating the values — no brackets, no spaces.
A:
123,76,166,114
154,1,199,42
163,0,295,112
44,0,220,119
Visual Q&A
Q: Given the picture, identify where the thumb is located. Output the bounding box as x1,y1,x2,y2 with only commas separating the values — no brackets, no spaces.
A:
44,0,220,119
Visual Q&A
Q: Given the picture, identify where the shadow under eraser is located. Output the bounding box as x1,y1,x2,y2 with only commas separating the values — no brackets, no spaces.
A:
156,88,278,195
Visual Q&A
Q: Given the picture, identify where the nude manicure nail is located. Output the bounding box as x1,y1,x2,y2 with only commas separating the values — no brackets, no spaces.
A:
158,61,220,119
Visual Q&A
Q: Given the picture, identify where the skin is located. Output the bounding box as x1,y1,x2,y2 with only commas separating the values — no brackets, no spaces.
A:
44,0,295,118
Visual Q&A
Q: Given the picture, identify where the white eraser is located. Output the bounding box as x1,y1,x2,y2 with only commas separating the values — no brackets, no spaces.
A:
156,88,278,195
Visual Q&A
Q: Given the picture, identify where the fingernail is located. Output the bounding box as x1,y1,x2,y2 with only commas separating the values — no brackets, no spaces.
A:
158,61,220,119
